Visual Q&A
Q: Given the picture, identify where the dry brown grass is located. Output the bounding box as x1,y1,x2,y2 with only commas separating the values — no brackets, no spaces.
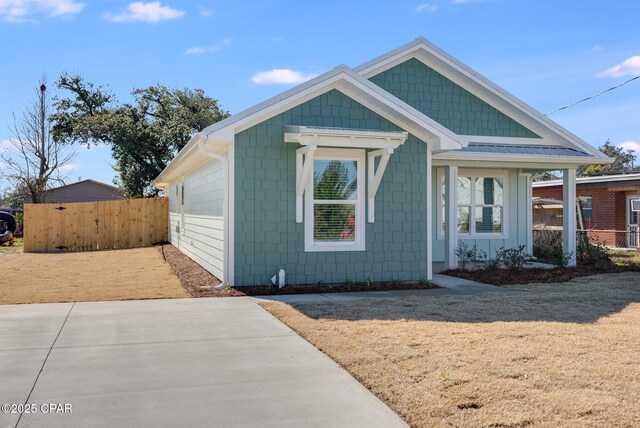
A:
262,273,640,428
0,247,190,304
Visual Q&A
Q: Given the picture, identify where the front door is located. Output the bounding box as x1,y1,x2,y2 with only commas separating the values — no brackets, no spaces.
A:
627,196,639,247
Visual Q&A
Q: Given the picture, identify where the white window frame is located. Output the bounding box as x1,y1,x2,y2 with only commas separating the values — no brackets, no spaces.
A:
304,148,366,252
437,168,508,239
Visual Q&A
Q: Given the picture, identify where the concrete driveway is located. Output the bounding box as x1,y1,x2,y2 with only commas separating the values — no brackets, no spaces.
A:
0,298,406,428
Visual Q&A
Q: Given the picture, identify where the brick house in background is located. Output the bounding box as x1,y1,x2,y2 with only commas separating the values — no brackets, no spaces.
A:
532,173,640,247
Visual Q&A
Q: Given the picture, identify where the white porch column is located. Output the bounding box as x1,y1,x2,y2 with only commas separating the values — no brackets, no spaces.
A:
563,168,577,266
520,172,533,255
426,148,433,280
444,165,458,270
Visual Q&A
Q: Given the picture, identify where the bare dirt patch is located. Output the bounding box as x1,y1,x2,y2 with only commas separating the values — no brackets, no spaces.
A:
262,273,640,428
0,247,190,304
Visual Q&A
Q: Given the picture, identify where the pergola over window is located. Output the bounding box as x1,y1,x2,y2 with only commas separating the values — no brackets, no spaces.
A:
285,126,407,251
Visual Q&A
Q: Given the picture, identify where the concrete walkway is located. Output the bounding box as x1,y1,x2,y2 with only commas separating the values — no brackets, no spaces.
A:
0,298,406,428
255,273,511,303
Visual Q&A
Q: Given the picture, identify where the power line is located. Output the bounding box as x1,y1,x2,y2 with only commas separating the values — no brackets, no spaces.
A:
545,74,640,116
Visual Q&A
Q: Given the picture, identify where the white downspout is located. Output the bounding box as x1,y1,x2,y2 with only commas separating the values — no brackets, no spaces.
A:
197,135,231,289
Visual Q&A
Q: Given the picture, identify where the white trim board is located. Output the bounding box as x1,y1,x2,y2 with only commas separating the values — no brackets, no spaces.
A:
433,151,609,165
285,125,408,149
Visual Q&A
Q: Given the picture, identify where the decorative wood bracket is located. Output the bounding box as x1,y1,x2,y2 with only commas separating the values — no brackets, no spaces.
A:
367,147,394,223
295,145,317,223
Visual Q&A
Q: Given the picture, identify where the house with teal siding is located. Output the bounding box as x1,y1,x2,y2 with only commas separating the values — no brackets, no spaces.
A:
154,38,611,286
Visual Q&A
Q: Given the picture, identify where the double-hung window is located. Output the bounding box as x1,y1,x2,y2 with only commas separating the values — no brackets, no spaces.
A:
305,148,365,251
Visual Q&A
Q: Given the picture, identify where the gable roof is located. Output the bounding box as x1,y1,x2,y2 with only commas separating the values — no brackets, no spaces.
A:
47,179,121,193
355,37,607,159
156,37,611,186
156,65,465,185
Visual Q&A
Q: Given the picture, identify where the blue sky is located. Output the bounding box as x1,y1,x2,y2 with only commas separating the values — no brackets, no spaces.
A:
1,0,639,188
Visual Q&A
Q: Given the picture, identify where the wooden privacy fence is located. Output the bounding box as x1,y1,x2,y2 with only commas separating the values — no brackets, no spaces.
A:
23,198,168,252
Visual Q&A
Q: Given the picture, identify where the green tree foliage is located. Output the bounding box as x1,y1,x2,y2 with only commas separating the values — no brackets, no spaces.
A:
578,140,636,176
51,73,229,197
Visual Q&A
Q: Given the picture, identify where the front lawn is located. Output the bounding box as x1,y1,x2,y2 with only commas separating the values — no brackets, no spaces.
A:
0,247,190,304
262,273,640,427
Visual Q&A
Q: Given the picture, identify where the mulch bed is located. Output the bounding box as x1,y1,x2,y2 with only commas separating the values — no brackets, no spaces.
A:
156,244,245,297
236,281,438,296
157,243,438,297
444,264,640,286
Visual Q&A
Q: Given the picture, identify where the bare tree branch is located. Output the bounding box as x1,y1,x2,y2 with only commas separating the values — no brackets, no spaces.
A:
0,76,77,203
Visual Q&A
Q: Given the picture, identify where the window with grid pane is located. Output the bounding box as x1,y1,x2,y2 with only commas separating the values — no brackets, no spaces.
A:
456,174,505,236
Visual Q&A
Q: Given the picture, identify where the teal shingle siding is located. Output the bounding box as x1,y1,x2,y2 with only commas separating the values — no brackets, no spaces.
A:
234,89,428,286
369,58,539,138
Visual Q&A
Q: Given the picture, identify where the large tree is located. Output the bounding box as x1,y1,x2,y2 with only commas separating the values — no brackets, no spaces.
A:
578,140,636,176
1,77,76,203
51,73,229,197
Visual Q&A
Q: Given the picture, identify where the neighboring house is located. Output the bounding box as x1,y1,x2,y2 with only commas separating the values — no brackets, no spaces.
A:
25,179,125,204
533,173,640,248
531,197,563,227
154,37,611,286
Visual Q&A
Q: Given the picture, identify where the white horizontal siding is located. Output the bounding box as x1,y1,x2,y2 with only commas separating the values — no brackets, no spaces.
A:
169,183,180,213
168,212,180,247
167,159,225,281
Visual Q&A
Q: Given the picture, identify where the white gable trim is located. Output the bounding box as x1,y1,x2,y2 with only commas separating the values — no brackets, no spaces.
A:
156,65,466,185
356,38,607,159
203,66,462,150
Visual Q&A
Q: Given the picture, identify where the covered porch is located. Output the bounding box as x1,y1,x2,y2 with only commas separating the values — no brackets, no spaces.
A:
428,156,580,275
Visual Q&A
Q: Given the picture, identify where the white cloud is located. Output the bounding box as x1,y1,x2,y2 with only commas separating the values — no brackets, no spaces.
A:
0,139,14,151
58,162,78,172
597,56,640,78
0,0,84,22
104,1,185,23
591,44,603,52
416,3,437,12
251,69,319,85
185,37,232,55
619,141,640,156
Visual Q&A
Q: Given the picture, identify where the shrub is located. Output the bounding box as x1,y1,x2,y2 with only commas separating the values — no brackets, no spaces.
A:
533,229,562,262
550,245,573,269
577,233,612,269
454,243,487,271
454,243,472,271
495,245,528,272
